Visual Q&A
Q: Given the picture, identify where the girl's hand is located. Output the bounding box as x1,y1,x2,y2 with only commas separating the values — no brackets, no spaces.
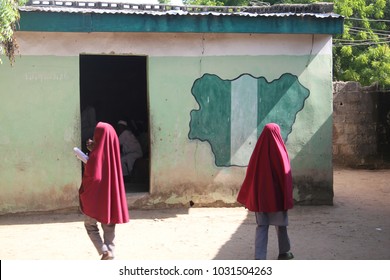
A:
86,139,95,152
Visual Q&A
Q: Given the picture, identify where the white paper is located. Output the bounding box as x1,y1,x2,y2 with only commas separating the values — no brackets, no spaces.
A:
73,147,89,163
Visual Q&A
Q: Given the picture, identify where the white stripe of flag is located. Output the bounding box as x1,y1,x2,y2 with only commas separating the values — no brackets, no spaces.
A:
231,75,258,166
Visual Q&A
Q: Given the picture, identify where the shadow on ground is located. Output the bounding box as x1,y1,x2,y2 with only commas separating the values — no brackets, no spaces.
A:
0,207,190,226
213,169,390,260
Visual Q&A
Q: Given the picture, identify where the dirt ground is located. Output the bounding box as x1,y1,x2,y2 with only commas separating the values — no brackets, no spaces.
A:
0,168,389,260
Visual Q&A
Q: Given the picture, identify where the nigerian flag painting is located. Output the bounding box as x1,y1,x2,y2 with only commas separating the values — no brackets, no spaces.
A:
189,73,310,167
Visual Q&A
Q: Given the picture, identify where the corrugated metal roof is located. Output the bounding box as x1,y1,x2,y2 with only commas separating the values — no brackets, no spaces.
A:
19,1,344,34
20,1,343,19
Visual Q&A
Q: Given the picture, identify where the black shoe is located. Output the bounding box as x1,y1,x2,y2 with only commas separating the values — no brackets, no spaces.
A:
277,252,294,260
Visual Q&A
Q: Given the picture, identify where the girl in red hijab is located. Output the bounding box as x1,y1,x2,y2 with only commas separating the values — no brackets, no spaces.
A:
79,122,129,260
237,123,294,260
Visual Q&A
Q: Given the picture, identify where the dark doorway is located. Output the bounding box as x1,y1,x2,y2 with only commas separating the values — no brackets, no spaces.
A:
79,54,150,193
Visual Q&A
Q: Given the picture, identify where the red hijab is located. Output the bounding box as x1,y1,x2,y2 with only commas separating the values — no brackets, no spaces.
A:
80,122,129,224
237,123,293,212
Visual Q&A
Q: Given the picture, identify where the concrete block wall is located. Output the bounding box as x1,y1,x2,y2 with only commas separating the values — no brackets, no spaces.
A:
333,81,390,168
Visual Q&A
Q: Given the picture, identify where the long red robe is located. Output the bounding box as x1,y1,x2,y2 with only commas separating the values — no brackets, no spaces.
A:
237,123,293,212
79,122,129,224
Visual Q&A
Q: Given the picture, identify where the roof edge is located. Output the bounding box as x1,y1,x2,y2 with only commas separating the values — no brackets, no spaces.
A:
22,1,336,15
19,2,344,34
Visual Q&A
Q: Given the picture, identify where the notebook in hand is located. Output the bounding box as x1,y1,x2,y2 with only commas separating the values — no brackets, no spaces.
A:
73,147,89,163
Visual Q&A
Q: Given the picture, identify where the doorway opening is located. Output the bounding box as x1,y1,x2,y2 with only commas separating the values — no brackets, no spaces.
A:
79,54,150,193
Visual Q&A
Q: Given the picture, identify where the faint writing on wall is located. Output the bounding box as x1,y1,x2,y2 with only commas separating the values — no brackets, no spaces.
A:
25,72,69,82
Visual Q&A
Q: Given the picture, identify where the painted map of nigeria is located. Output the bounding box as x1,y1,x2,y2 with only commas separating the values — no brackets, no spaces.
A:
188,73,310,167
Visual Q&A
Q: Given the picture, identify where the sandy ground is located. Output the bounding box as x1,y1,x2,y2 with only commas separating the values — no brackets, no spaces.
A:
0,168,389,260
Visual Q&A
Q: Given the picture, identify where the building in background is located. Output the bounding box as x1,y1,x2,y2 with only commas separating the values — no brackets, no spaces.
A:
0,1,343,214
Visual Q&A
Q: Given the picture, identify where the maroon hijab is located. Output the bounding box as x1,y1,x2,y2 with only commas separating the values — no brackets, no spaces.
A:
80,122,129,224
237,123,293,212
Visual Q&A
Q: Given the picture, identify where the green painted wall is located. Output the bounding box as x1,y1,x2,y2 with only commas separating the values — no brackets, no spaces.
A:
0,50,333,213
0,56,81,213
148,54,333,206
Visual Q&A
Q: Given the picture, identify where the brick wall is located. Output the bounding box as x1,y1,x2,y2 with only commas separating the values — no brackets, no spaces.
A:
333,81,390,168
